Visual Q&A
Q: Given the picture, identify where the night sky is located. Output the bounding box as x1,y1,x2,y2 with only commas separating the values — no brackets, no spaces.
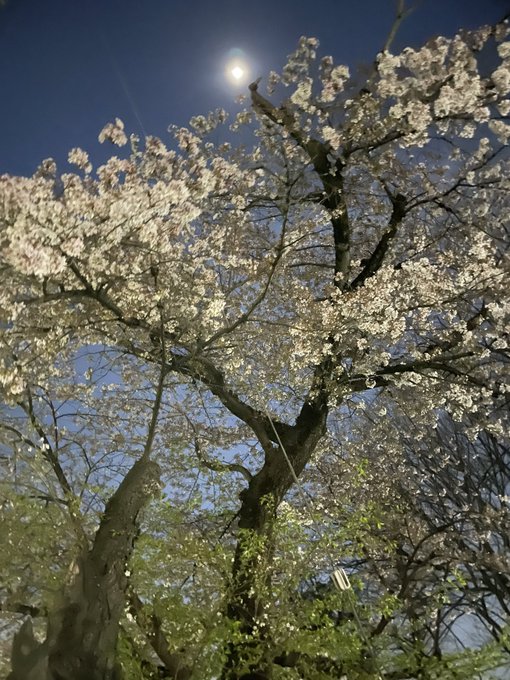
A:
0,0,507,176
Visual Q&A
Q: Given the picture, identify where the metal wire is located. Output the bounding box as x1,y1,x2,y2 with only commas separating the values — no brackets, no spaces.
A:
263,404,384,678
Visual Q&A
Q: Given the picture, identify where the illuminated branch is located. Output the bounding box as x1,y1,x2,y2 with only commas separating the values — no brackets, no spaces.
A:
348,188,407,290
249,80,351,288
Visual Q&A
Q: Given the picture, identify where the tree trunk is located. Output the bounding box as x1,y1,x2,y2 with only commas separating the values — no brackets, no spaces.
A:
222,510,276,680
222,397,328,680
7,618,48,680
9,456,161,680
47,456,161,680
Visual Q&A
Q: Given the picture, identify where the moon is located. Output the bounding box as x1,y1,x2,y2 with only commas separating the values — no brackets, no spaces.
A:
226,60,248,85
225,49,249,85
231,65,244,81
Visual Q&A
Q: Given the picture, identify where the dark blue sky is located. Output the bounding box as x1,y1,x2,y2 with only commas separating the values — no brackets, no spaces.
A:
0,0,507,176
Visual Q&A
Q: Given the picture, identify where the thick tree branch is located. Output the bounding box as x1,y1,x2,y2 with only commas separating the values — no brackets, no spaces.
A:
348,189,407,290
249,80,351,288
346,351,476,392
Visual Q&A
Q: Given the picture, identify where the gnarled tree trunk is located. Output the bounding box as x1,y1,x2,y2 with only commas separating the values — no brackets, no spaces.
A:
222,397,328,680
8,455,161,680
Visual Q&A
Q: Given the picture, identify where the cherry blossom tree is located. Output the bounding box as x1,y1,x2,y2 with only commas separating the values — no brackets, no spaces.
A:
1,10,509,680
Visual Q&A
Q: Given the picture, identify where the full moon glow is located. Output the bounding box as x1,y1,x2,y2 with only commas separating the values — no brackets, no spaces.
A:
225,48,250,85
231,65,244,80
226,60,248,84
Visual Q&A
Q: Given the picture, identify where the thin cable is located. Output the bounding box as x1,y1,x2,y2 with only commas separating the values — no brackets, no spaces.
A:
263,403,384,678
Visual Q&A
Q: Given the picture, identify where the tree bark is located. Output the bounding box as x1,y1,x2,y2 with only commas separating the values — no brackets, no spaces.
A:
9,455,161,680
46,456,161,680
222,396,328,680
7,618,48,680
